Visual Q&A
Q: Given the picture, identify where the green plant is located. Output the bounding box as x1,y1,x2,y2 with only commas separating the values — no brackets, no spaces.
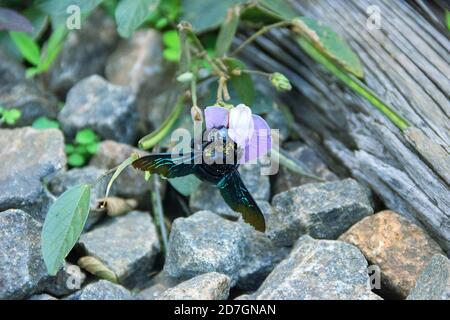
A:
162,29,180,62
32,116,60,129
10,26,66,78
0,107,21,125
65,128,100,167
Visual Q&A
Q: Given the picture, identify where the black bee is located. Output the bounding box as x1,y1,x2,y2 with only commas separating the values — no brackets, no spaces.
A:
132,126,266,232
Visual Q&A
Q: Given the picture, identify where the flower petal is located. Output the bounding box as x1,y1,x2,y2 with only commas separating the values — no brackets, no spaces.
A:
228,104,254,147
240,114,272,164
204,106,229,130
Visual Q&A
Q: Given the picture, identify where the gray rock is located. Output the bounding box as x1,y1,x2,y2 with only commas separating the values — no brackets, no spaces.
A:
48,10,118,97
235,294,254,300
137,270,181,300
0,209,48,299
105,29,165,93
48,166,109,230
189,163,270,219
0,51,59,126
236,222,290,291
253,235,381,300
58,75,138,144
66,280,133,300
269,178,373,246
164,211,245,285
0,128,66,221
157,272,231,300
42,262,86,297
274,142,338,194
265,107,290,142
407,254,450,300
29,293,58,300
79,211,160,287
89,140,151,199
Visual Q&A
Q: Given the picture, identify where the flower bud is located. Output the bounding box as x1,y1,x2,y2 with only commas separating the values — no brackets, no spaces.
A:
270,72,292,92
176,71,194,83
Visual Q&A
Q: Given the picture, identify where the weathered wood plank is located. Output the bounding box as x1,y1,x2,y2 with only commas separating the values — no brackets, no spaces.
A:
237,0,450,252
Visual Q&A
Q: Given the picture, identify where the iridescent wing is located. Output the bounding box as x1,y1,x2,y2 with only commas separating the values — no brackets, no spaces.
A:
132,153,195,178
217,169,266,232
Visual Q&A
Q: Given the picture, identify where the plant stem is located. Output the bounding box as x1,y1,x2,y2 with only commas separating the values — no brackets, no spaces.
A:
151,173,169,254
240,69,272,77
231,20,292,56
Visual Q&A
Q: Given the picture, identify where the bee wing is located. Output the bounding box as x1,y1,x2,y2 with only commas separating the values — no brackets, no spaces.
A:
217,169,266,232
132,153,195,178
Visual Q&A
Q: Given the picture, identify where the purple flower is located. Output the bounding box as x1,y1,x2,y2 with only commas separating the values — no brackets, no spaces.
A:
204,104,272,164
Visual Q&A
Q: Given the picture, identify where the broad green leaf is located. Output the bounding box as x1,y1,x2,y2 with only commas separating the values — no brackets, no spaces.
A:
162,29,180,48
293,17,364,78
36,0,103,27
181,0,244,33
86,142,99,155
224,58,255,106
9,31,41,66
296,37,408,130
75,128,98,145
1,108,21,125
65,143,75,154
0,8,34,33
68,153,86,167
32,116,60,129
42,184,91,275
240,0,295,25
168,174,202,196
215,5,240,57
115,0,160,38
139,96,185,150
163,47,180,61
257,0,296,20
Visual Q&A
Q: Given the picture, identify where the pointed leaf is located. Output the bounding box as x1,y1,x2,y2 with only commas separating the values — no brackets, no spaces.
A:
42,184,91,275
224,58,255,106
115,0,160,37
215,5,240,57
9,31,41,66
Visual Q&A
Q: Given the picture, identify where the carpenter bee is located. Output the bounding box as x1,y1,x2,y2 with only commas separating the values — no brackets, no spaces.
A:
132,125,266,232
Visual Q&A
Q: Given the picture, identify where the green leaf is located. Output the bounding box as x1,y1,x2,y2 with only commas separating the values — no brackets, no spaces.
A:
41,184,91,275
224,58,255,106
115,0,160,38
139,96,185,150
181,0,244,33
68,153,86,167
1,108,21,125
168,174,202,196
9,31,41,66
163,29,180,48
86,142,99,155
240,0,295,26
75,128,98,145
23,7,49,39
32,116,60,129
25,67,41,78
446,10,450,31
215,5,240,57
65,143,75,154
40,26,67,71
163,47,180,61
36,0,103,27
293,17,364,78
296,37,408,130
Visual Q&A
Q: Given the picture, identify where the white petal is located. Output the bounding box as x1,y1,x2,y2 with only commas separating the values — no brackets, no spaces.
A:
228,104,254,147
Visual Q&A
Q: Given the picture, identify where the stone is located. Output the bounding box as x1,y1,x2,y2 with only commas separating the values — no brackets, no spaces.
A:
58,75,138,144
407,254,450,300
48,10,118,97
105,29,165,93
0,51,59,126
157,272,231,300
253,235,381,300
236,221,289,291
273,142,338,194
29,294,58,300
42,262,86,297
164,211,245,285
0,128,66,221
269,178,373,246
137,270,181,300
48,166,110,230
66,280,133,300
265,107,290,142
189,163,270,219
0,209,48,299
89,140,151,199
79,211,160,287
339,210,444,298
